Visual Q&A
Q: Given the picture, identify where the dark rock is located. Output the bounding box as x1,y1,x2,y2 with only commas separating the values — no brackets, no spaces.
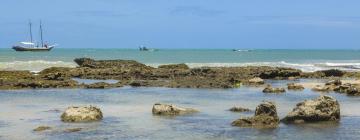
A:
320,69,345,77
229,106,251,112
85,82,111,89
282,95,340,123
259,68,301,79
232,101,279,128
74,58,96,68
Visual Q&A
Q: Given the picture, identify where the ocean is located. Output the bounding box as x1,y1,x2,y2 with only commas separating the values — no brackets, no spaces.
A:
1,48,360,72
1,49,360,139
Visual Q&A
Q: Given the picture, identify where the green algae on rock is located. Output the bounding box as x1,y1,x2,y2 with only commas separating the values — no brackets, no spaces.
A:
61,106,103,122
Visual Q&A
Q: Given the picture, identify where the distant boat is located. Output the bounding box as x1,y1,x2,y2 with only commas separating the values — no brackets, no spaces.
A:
139,45,158,52
232,49,251,52
12,21,56,51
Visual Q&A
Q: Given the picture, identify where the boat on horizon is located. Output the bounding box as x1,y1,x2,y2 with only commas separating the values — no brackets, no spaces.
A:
12,21,56,52
232,49,251,52
139,45,158,52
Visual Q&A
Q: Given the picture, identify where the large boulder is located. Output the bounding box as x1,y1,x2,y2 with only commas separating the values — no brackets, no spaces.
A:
61,106,103,122
232,101,279,128
282,95,340,123
263,85,286,93
152,103,198,115
287,83,304,90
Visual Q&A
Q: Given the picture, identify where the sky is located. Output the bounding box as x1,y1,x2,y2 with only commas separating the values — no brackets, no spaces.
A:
1,0,360,49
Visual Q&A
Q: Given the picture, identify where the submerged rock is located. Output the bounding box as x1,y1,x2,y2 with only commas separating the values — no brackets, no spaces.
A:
282,95,340,123
312,85,332,92
33,126,52,132
248,77,265,85
64,128,82,133
85,82,111,89
61,106,103,122
334,83,360,96
229,106,251,112
287,83,304,90
232,101,279,128
263,85,286,93
152,103,198,115
325,79,342,86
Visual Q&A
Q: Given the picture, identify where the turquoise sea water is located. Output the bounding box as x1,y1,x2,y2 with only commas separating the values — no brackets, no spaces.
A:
1,48,360,72
0,79,360,140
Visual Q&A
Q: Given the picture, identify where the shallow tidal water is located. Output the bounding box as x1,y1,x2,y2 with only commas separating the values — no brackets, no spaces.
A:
1,80,360,140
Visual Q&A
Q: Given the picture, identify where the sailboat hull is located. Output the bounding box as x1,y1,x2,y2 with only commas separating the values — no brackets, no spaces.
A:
12,46,54,51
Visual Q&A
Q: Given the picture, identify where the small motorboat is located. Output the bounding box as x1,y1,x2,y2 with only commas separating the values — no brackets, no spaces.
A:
139,45,158,52
232,49,251,52
12,21,57,52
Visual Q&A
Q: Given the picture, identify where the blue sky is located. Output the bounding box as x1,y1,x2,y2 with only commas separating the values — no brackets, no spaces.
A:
1,0,360,49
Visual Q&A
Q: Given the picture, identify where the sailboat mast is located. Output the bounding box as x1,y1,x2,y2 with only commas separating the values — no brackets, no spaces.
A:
29,21,33,43
40,21,44,48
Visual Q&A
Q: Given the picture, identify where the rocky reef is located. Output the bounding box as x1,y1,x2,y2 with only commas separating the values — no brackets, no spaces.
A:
311,80,360,95
1,58,360,90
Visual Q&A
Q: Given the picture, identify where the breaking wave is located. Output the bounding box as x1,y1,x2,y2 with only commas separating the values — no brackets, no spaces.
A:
148,61,360,72
1,60,360,73
0,60,77,72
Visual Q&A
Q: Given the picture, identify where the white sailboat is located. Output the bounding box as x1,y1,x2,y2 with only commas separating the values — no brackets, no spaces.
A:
12,21,56,51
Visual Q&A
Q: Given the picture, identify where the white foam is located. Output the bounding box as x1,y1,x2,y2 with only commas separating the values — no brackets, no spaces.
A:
147,61,360,72
0,60,77,72
1,60,360,73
